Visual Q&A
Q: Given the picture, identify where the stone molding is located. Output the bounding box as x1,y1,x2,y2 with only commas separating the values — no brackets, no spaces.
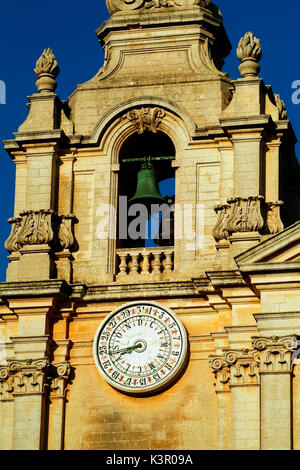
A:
213,197,284,242
5,210,76,254
106,0,210,14
0,359,72,401
210,335,298,390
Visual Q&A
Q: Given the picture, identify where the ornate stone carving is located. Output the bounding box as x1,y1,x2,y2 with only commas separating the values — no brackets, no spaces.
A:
237,32,262,78
0,359,72,400
252,335,298,374
58,215,76,250
124,107,165,134
17,210,55,246
226,196,264,233
210,349,260,388
50,362,72,398
34,48,59,93
107,0,210,14
5,210,76,254
210,336,298,392
0,359,51,397
274,94,288,120
5,217,22,253
209,356,230,392
265,201,284,235
212,204,230,242
212,196,284,242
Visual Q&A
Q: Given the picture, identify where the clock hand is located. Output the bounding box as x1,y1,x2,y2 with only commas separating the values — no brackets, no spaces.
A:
109,344,141,356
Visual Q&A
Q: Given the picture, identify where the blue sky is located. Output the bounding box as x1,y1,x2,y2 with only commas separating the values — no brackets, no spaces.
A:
0,0,299,281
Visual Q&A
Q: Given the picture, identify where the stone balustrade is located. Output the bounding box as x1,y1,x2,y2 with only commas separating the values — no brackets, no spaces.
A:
116,247,174,276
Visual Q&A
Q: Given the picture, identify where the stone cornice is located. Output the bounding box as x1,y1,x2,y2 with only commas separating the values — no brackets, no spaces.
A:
236,220,300,267
83,280,198,301
0,280,72,300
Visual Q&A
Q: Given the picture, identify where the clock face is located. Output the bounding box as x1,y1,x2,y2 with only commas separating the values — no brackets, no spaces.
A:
93,302,188,394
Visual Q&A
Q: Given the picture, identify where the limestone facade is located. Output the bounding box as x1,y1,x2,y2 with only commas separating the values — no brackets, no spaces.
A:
1,0,300,450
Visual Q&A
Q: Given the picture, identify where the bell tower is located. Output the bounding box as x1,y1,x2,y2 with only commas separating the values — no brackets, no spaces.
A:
1,0,300,451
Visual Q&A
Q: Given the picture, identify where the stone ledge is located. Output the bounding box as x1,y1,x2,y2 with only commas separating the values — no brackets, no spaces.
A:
0,280,72,299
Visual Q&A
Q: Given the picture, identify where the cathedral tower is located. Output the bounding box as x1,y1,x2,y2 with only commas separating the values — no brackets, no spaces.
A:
1,0,300,450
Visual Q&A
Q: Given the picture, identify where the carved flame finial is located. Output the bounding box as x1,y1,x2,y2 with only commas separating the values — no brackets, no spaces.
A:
237,32,262,78
106,0,211,15
34,48,60,93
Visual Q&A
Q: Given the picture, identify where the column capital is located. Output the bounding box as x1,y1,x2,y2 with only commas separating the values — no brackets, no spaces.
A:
252,335,298,374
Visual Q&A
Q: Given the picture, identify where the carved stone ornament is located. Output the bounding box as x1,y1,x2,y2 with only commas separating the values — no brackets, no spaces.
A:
212,196,284,242
124,107,165,134
58,215,76,250
210,336,298,392
34,48,59,93
210,349,260,389
0,359,72,401
237,32,262,78
0,359,50,399
274,94,288,120
107,0,210,14
252,336,298,374
5,210,76,254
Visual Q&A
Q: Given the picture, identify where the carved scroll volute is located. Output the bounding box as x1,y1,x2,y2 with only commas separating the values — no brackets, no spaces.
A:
17,210,54,246
50,362,72,398
252,335,298,374
212,204,230,242
125,107,165,134
58,215,76,250
209,356,230,392
5,217,22,253
274,94,287,120
226,196,264,233
265,201,284,235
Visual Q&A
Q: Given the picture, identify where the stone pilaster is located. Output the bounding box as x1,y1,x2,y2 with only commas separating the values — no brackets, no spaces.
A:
209,356,231,450
253,335,297,450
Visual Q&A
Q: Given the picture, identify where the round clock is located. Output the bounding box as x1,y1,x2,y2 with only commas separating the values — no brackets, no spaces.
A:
93,301,188,394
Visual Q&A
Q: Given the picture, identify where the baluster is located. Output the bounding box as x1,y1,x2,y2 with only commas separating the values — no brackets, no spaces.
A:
164,252,173,272
152,253,161,273
118,254,128,275
131,254,139,274
141,253,150,274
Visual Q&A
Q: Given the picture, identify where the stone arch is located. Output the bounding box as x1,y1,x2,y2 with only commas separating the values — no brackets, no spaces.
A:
87,96,196,161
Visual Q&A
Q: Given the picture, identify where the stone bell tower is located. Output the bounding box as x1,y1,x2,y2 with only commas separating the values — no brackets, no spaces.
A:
1,0,300,451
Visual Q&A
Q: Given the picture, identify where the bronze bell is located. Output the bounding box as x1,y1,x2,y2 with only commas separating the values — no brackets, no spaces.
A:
129,158,166,205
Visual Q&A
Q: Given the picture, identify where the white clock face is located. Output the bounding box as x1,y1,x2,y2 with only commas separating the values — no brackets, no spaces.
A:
93,302,188,394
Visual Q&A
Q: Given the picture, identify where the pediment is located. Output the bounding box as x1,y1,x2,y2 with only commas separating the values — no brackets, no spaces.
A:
235,221,300,268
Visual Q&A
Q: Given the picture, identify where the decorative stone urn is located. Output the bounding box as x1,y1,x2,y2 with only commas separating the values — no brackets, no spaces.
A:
34,48,60,93
237,32,262,78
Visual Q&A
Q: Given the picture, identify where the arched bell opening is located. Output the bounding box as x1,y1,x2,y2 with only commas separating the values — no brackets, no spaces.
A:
117,130,176,250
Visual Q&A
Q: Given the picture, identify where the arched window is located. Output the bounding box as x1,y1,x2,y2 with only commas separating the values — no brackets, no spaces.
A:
117,130,175,249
